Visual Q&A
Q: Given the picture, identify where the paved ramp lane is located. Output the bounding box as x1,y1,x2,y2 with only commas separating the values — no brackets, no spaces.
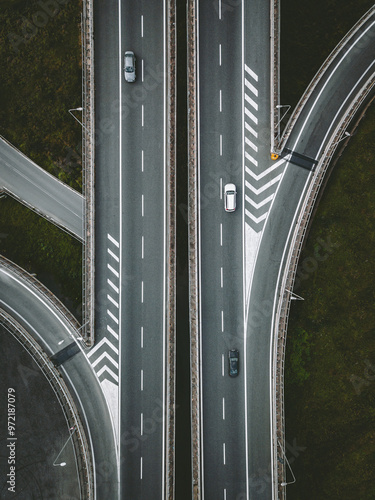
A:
0,137,83,240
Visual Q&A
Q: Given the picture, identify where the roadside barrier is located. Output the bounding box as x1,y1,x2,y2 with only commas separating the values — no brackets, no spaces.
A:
272,79,375,498
0,309,94,499
81,0,95,347
187,1,202,499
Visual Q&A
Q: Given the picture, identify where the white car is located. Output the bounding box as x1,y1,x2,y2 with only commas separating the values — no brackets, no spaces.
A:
124,51,136,82
224,183,237,212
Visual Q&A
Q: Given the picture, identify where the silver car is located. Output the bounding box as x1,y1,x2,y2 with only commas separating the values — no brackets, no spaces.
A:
224,183,237,212
124,51,136,82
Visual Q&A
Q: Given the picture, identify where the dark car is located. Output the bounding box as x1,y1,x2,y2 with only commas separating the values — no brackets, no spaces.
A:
228,349,239,377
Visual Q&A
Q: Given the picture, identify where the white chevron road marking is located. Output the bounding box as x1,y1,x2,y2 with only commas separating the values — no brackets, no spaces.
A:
97,365,119,383
87,336,119,358
91,351,119,370
245,174,283,195
245,193,274,209
245,209,268,224
245,160,284,181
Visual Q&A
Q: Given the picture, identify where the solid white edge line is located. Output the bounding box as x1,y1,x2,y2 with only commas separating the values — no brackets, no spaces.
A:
197,0,205,496
162,0,167,497
242,0,249,498
118,1,122,495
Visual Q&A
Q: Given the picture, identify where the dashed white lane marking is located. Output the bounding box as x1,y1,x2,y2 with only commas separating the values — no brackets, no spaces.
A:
141,150,144,171
107,294,119,308
219,44,222,66
142,105,144,127
220,134,223,156
142,59,144,82
141,326,144,348
220,223,223,246
141,413,144,436
222,397,225,420
107,233,119,247
142,236,144,259
221,267,223,288
140,457,143,479
107,248,119,262
141,281,144,303
107,309,119,325
107,263,119,278
219,89,222,112
107,279,119,294
107,325,119,340
223,443,226,464
222,354,225,376
141,369,144,391
244,64,258,81
220,178,223,199
219,0,221,19
221,310,224,332
141,15,144,37
224,488,227,500
142,195,144,217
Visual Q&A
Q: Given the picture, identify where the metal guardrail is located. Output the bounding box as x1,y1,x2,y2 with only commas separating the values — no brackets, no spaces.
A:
165,0,177,498
272,78,375,499
0,254,82,337
0,309,94,499
81,0,95,347
272,5,375,155
187,1,202,499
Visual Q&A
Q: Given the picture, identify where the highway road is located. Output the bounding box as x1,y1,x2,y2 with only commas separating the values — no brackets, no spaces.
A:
197,1,375,499
0,136,83,240
93,1,169,498
0,259,118,498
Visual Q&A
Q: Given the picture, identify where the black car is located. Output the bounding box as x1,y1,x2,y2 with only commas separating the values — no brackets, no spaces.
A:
228,349,239,377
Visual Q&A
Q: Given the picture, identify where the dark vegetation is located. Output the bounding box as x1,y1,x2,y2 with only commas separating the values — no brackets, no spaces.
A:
282,1,375,495
0,0,82,318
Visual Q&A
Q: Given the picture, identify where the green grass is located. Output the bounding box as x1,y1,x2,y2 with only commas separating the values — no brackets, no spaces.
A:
0,1,82,318
285,102,375,499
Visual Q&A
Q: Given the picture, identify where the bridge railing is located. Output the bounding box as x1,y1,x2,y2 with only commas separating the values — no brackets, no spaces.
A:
81,0,95,347
272,77,375,498
0,309,94,499
271,5,375,155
